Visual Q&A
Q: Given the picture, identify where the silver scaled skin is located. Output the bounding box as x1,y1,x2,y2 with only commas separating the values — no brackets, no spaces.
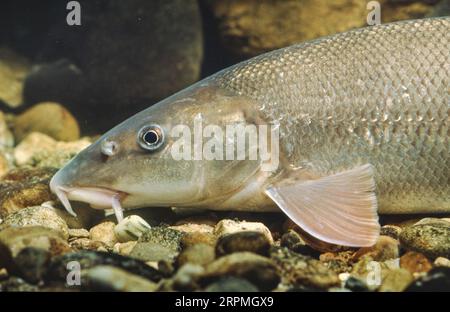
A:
213,17,450,214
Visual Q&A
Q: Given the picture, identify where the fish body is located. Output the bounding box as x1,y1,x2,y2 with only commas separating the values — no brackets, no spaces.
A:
50,17,450,247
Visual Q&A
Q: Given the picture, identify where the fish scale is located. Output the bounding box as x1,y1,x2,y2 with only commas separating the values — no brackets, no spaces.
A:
214,17,450,214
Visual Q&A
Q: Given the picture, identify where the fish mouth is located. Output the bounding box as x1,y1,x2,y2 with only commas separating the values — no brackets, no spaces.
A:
50,181,128,222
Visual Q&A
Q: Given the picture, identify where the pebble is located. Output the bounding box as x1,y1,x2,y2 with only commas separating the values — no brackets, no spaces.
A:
170,223,214,234
380,225,402,240
399,220,450,259
89,221,118,248
214,219,273,244
167,263,205,291
0,226,71,272
434,257,450,268
0,205,70,240
215,231,271,257
13,102,80,142
114,215,151,242
0,167,57,218
271,247,340,290
204,276,259,292
352,235,399,262
400,251,432,274
129,242,179,262
138,226,184,252
281,230,320,258
378,268,414,292
0,277,39,292
84,265,158,292
69,238,109,252
113,241,138,256
405,267,450,291
13,247,51,284
68,228,90,239
181,231,217,248
13,132,91,168
177,244,215,267
344,276,369,292
46,250,164,283
202,252,280,291
319,250,354,274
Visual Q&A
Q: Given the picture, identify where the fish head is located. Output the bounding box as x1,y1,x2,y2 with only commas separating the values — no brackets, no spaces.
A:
50,82,270,219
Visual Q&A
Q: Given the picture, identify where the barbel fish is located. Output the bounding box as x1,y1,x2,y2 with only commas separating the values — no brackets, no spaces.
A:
50,17,449,247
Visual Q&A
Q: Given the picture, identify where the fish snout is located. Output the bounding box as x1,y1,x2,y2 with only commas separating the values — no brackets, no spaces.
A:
49,169,127,222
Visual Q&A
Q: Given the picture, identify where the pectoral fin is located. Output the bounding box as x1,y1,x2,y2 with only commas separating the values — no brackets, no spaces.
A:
265,164,380,247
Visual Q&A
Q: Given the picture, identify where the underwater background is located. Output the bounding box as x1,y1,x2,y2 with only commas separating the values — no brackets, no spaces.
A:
0,0,449,292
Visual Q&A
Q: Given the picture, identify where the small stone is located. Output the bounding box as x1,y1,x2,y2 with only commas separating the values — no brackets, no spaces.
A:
405,267,450,291
271,247,340,290
13,102,80,142
113,241,138,256
202,252,280,291
13,132,91,168
169,263,205,291
0,226,71,271
320,250,355,274
204,276,258,292
138,226,184,251
400,251,432,274
280,229,306,250
170,223,214,234
13,247,50,284
0,206,70,240
345,276,369,292
380,225,402,240
46,250,164,283
399,221,450,259
216,231,271,257
434,257,450,268
129,242,179,262
353,236,399,262
177,244,215,267
89,221,118,248
378,268,414,292
69,238,109,251
114,215,151,242
281,230,320,257
84,265,158,292
0,167,57,218
68,228,90,239
181,232,217,248
214,219,273,244
0,277,39,292
413,218,450,226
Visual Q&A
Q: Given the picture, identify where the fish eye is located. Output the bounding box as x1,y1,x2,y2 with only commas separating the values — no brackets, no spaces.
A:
137,124,165,151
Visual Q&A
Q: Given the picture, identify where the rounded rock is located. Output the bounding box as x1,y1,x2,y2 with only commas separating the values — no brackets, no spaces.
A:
1,206,70,240
215,231,271,257
177,244,215,267
13,102,80,142
202,252,280,291
89,221,118,248
399,222,450,259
